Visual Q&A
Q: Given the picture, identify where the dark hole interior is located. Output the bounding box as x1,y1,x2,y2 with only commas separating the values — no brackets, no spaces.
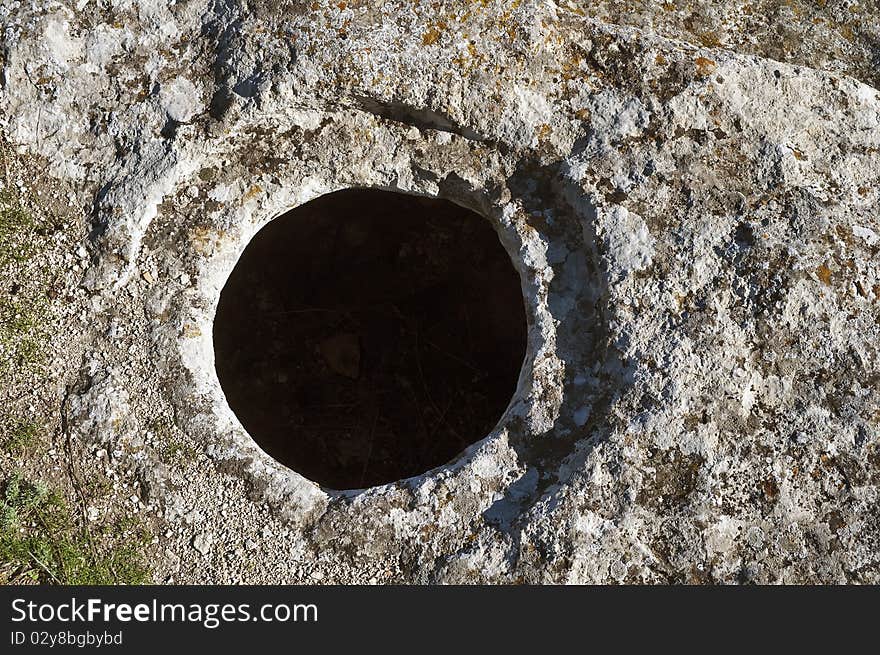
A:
213,189,527,490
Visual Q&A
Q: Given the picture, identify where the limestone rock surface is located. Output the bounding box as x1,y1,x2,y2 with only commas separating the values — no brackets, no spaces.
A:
1,1,879,583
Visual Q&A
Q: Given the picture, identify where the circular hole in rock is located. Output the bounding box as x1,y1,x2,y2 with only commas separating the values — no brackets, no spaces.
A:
213,189,527,490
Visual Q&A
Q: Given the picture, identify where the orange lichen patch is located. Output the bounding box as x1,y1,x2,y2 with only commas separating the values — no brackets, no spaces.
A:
695,56,717,76
839,24,855,41
857,187,868,196
422,27,441,45
191,225,226,255
655,53,667,65
699,32,722,48
762,477,779,501
792,148,807,161
336,1,346,8
241,184,262,204
574,108,590,121
536,123,552,141
181,324,202,339
422,21,448,46
559,51,584,80
816,264,833,286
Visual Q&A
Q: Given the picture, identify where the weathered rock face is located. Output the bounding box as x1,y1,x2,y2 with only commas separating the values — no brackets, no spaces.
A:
1,1,878,583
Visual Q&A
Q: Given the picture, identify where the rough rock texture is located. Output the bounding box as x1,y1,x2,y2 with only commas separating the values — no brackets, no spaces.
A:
1,1,878,583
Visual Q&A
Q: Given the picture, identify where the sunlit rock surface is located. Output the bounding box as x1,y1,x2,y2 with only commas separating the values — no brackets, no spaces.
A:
1,1,878,583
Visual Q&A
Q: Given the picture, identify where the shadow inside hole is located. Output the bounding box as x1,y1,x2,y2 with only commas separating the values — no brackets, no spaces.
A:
213,189,528,490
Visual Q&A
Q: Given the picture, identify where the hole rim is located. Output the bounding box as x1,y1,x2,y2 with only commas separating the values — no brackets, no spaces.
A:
187,184,556,497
